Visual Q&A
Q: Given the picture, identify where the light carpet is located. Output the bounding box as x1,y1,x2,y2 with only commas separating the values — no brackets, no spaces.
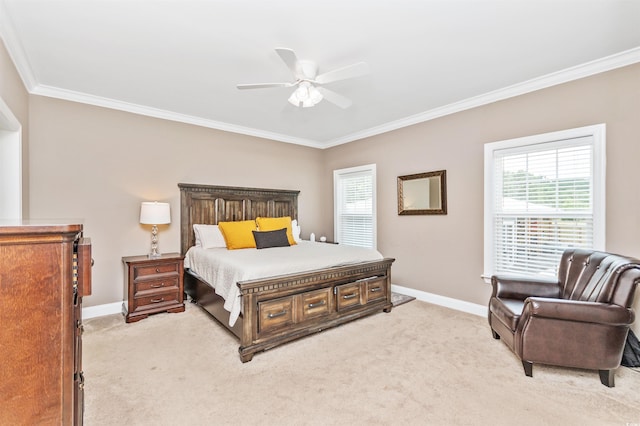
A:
83,299,640,425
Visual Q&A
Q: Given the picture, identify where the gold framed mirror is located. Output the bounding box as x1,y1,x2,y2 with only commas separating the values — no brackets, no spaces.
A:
397,170,447,215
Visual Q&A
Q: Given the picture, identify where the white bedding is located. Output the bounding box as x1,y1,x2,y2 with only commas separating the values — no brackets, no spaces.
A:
184,241,384,326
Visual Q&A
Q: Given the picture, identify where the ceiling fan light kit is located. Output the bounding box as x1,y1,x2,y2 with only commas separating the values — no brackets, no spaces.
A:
237,48,368,109
288,81,323,107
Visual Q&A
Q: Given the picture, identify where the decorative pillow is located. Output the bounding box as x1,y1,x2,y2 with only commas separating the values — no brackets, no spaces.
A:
291,219,301,243
255,216,296,245
193,224,226,249
252,228,291,249
218,220,258,250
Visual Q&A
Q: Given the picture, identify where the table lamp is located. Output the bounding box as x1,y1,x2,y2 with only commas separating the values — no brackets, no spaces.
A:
140,201,171,258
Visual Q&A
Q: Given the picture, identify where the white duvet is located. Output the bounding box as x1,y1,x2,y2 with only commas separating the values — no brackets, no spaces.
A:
184,241,384,326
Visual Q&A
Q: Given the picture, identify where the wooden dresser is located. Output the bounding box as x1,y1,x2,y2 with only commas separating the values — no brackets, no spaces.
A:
122,253,184,323
0,222,91,425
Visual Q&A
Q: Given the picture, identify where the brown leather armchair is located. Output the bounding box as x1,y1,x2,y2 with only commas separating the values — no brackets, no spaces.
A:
488,249,640,387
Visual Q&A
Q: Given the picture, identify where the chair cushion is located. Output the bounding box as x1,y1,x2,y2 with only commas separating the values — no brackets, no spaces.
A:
490,298,526,332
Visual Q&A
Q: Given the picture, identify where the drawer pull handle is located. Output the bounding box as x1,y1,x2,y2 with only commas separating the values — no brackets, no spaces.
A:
370,287,382,293
308,300,326,309
150,283,165,288
150,298,165,303
267,310,287,319
342,293,357,300
155,268,160,273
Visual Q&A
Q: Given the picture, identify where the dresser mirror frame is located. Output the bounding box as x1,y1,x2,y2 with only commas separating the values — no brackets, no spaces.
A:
397,169,447,215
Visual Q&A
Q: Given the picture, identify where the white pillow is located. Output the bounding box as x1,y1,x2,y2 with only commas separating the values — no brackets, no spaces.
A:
193,224,226,249
291,219,301,243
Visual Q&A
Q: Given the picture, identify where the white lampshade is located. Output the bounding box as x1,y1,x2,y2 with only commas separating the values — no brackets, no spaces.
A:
140,202,171,225
288,82,323,108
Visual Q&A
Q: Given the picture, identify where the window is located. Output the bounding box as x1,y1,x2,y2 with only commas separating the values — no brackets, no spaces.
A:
484,124,605,279
334,164,376,249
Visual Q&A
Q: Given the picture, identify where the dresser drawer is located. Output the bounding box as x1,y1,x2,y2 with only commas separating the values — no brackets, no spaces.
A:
135,276,179,294
364,277,387,303
300,288,332,321
134,261,180,279
259,296,294,333
336,282,362,311
132,289,182,312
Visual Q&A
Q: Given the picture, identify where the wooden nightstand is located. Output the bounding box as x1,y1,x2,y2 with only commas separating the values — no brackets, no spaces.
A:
122,253,185,323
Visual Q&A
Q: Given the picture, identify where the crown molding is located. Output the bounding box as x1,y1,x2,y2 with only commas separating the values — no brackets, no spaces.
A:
0,0,37,91
324,47,640,148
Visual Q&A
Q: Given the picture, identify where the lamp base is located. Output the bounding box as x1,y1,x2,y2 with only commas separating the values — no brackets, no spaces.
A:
148,225,161,258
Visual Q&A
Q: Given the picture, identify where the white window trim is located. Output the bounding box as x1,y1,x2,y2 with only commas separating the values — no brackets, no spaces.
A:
333,163,377,249
483,124,606,282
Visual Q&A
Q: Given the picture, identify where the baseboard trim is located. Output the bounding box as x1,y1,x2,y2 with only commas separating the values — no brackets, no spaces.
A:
391,284,487,317
83,287,488,320
83,302,122,320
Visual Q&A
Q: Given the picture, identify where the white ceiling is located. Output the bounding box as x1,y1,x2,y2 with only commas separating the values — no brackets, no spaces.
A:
1,0,640,149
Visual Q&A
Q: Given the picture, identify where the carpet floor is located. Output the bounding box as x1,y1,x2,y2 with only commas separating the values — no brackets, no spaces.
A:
83,298,640,425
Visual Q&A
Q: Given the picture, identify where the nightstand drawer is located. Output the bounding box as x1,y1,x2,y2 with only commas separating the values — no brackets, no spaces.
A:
135,276,179,294
134,262,180,279
132,289,181,312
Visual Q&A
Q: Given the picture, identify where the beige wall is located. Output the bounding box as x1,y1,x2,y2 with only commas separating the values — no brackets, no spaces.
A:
0,39,29,216
324,63,640,330
28,97,326,307
0,40,28,126
9,42,640,328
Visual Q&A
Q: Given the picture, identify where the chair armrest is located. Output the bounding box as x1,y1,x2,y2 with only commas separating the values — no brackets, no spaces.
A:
525,297,636,326
491,274,561,300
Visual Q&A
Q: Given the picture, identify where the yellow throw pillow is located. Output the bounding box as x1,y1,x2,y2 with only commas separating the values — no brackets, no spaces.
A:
218,220,257,249
255,216,296,245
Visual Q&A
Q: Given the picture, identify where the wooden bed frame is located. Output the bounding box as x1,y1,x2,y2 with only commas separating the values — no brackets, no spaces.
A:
179,183,395,362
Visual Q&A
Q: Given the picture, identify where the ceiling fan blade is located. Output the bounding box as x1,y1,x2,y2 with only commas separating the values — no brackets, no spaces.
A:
317,87,352,109
275,48,301,78
236,82,295,90
315,62,369,85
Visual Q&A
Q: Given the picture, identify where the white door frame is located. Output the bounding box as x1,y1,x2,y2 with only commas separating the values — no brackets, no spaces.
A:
0,96,22,219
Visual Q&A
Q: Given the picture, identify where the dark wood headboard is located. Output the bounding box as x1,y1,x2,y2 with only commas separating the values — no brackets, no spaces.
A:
178,183,300,255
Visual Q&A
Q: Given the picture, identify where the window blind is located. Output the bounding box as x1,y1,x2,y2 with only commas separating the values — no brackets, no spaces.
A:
334,165,376,249
493,136,594,276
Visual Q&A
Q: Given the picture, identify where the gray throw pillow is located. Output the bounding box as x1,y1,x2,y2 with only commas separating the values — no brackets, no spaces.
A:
252,228,290,249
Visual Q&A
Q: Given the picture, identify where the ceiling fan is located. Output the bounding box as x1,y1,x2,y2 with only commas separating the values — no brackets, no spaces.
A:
236,48,369,109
